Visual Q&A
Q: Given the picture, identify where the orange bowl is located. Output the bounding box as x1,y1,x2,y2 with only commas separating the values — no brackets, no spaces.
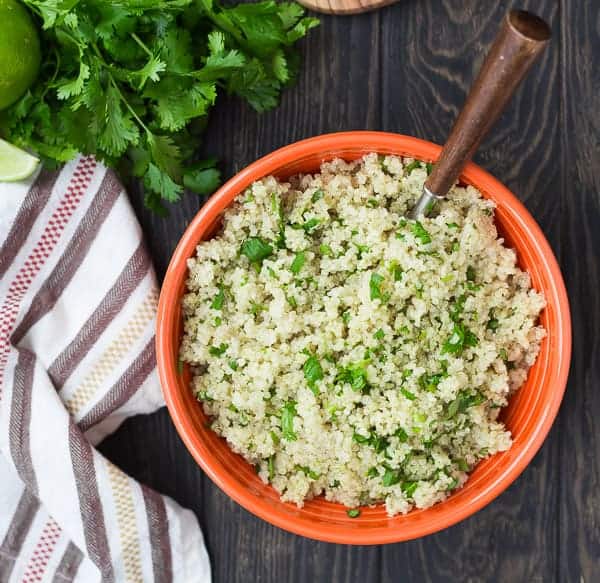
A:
157,132,571,544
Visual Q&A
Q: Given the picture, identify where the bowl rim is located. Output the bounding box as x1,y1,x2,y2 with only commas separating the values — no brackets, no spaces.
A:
157,131,571,544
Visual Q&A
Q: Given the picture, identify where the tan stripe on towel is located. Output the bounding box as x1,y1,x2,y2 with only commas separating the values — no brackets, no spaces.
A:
48,242,151,389
64,287,159,417
106,462,143,582
79,338,156,432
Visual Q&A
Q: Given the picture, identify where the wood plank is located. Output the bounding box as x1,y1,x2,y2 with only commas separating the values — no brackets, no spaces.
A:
379,1,561,580
557,1,600,580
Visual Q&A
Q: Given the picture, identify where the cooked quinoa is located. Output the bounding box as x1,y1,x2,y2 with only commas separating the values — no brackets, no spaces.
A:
180,153,546,516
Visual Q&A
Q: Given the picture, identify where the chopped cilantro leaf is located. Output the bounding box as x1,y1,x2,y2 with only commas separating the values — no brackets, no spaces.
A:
401,480,418,497
411,221,432,244
241,237,273,265
442,323,478,355
347,508,361,518
311,189,324,202
303,354,324,395
382,468,401,487
209,343,228,357
369,272,385,301
211,286,225,310
400,387,416,401
404,160,421,174
281,401,298,441
290,251,307,274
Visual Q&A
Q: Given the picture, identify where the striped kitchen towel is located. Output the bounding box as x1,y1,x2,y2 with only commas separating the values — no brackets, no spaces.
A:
0,156,211,582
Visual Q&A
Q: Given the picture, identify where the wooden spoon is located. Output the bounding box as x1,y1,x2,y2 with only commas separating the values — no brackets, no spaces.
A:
409,10,551,218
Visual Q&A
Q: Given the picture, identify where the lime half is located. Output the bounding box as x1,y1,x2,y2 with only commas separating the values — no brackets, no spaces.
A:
0,0,41,110
0,138,39,181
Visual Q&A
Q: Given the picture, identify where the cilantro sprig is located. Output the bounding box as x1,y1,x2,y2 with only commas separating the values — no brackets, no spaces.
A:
2,0,319,214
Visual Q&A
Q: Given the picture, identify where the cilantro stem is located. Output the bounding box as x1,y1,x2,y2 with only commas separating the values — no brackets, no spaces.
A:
108,76,151,134
130,32,153,57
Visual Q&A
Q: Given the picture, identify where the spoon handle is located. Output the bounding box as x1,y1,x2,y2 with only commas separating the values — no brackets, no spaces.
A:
425,10,551,199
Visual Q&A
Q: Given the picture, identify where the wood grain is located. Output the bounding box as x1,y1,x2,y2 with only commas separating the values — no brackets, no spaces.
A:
98,0,600,581
557,0,600,581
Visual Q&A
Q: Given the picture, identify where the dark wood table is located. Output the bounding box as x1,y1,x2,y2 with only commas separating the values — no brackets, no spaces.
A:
99,1,600,581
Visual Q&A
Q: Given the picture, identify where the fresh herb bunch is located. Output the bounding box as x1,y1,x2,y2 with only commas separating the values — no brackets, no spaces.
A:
0,0,318,214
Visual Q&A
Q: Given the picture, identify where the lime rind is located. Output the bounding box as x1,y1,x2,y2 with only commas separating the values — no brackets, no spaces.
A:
0,138,40,182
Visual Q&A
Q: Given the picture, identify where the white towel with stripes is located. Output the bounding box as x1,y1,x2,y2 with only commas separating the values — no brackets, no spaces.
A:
0,157,211,582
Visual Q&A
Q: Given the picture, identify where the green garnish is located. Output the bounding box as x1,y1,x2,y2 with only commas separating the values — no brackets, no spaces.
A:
319,244,332,256
374,328,385,341
336,362,369,393
411,221,432,244
382,468,401,487
369,272,385,301
449,294,467,322
367,198,379,208
210,286,225,310
466,266,476,282
354,242,370,258
290,251,307,275
487,310,500,331
404,160,421,174
418,372,445,392
425,163,433,175
446,222,459,229
228,359,238,371
281,401,298,441
499,348,509,361
295,465,320,479
366,467,379,478
311,189,324,202
456,458,469,472
446,390,486,418
400,387,416,401
300,218,320,233
209,343,228,357
347,508,361,518
342,311,351,324
241,237,273,266
401,480,418,497
303,354,324,395
394,427,408,442
286,295,298,308
270,430,280,445
442,322,478,355
268,455,276,481
249,301,267,316
389,260,403,282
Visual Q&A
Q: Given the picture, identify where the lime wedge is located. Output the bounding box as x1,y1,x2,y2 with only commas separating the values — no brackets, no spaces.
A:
0,138,39,182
